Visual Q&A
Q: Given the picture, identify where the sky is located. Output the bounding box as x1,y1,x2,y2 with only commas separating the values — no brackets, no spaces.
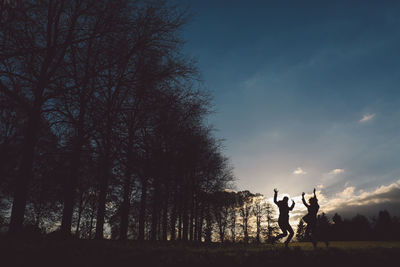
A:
177,0,400,219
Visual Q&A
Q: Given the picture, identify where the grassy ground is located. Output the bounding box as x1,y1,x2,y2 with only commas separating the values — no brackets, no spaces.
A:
1,238,399,267
288,240,400,250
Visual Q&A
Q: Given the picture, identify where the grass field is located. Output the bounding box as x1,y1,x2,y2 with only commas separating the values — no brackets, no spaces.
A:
286,240,400,250
1,238,399,267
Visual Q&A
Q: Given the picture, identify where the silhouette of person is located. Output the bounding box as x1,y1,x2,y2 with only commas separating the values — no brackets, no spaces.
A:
301,188,319,248
273,188,295,248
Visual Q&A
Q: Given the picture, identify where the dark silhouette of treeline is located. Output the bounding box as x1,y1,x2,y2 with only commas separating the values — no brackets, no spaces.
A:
296,210,400,242
0,0,235,241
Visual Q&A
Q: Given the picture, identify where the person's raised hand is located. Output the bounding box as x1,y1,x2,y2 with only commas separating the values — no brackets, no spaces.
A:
313,188,316,194
274,188,278,193
302,192,305,197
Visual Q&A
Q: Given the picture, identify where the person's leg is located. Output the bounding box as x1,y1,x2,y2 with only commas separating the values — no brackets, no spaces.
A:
275,231,288,240
305,223,311,241
311,231,317,248
310,221,317,248
274,221,288,241
284,224,294,247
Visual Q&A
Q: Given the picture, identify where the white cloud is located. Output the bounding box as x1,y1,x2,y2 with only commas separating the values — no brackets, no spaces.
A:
293,167,307,175
284,179,400,227
329,168,344,175
359,113,375,123
318,179,400,217
336,186,355,198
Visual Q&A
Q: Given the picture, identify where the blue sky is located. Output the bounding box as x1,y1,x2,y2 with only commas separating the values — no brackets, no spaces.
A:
178,0,400,217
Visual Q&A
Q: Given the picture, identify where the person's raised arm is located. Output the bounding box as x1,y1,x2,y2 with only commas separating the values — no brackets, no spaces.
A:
313,188,317,199
302,192,309,208
274,188,278,205
290,199,295,210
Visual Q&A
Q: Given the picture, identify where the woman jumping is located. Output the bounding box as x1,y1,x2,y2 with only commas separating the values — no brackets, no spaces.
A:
273,188,295,248
301,188,319,248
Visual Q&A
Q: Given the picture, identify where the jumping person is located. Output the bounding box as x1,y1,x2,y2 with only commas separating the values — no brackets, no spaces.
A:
301,188,319,248
273,188,295,248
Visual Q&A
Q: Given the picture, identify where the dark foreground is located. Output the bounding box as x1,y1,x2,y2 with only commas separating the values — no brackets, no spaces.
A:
1,238,399,267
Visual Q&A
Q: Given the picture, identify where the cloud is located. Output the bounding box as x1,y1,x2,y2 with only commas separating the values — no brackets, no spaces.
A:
359,113,375,123
336,186,355,198
293,167,307,175
282,180,400,228
319,179,400,218
329,168,344,175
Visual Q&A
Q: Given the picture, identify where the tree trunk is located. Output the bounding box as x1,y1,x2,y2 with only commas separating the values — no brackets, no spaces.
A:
150,178,160,241
189,195,195,241
95,153,110,240
61,113,85,235
169,197,177,241
193,197,198,241
138,178,147,241
119,141,133,240
75,191,84,237
61,144,81,235
119,174,131,240
9,101,41,235
182,194,188,241
161,188,169,241
197,202,204,242
89,208,95,239
205,202,212,243
177,211,182,241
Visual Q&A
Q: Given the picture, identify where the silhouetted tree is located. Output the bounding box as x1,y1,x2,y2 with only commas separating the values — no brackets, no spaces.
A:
373,210,393,241
252,194,265,243
296,219,306,242
238,190,254,243
316,212,330,246
1,0,118,236
263,202,278,243
211,191,232,242
350,214,370,241
227,191,239,243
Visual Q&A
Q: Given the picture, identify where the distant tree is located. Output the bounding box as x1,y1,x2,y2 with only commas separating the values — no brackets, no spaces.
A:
227,192,239,243
350,214,371,241
332,213,342,224
296,219,306,242
263,202,278,243
314,211,400,242
392,216,400,240
237,190,254,243
373,210,393,241
252,194,265,243
330,213,343,241
316,213,330,246
212,191,232,242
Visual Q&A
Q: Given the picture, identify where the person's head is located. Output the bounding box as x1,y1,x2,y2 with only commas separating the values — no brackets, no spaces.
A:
283,196,289,203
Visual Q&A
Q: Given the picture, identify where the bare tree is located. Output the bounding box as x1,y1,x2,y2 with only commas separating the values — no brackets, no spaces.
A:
0,0,111,235
238,191,254,243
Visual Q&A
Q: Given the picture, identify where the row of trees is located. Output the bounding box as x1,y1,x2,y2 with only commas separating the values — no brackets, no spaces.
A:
108,190,279,243
0,0,236,241
296,210,400,242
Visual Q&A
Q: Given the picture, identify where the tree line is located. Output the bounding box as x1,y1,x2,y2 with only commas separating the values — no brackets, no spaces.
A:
0,0,237,241
296,210,400,242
